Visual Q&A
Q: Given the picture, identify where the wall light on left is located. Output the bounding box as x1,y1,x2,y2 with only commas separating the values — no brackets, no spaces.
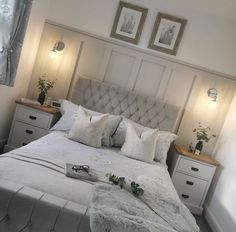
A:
50,41,65,59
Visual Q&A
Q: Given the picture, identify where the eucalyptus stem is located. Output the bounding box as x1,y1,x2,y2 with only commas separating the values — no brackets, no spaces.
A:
106,173,144,197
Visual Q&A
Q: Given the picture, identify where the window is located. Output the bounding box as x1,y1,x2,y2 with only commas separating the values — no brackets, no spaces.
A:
0,0,32,86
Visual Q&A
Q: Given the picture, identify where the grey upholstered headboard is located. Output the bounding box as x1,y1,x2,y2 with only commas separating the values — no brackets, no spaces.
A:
71,78,182,133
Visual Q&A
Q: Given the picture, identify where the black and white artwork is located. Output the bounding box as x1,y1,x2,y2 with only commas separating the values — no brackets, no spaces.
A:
154,19,181,49
117,9,141,38
111,2,148,44
149,13,187,55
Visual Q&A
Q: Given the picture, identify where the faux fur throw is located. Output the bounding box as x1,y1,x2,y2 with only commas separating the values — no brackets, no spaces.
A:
89,176,199,232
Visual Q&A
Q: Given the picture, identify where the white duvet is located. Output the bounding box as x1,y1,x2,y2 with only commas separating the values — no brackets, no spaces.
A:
0,131,199,232
0,132,170,205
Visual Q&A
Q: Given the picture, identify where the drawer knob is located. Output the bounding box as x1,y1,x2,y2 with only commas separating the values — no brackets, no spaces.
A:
186,181,194,186
25,129,33,134
191,167,199,172
182,194,189,199
22,142,27,146
29,115,37,120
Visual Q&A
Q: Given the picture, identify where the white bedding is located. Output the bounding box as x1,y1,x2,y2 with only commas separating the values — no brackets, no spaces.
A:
0,131,172,206
0,131,199,232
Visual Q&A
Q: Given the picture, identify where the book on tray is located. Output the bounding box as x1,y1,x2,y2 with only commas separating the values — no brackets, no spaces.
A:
65,163,98,182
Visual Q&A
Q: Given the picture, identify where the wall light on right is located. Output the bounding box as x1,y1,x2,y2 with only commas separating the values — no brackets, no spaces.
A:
208,88,218,108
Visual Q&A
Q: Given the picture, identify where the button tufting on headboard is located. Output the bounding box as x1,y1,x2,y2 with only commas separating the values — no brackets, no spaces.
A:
71,78,182,133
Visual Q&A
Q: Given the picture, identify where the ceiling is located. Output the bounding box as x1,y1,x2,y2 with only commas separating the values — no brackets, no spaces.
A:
175,0,236,22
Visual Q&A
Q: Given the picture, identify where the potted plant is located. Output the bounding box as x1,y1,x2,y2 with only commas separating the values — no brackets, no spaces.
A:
193,122,216,155
37,74,56,105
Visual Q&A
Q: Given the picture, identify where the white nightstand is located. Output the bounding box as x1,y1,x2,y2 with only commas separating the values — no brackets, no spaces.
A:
4,100,61,152
168,145,219,215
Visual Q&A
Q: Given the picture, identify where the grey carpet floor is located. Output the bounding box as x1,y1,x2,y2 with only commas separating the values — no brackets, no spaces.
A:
194,215,212,232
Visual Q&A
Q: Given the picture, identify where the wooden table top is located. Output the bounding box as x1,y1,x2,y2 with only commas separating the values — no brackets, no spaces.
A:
16,100,60,114
175,144,220,166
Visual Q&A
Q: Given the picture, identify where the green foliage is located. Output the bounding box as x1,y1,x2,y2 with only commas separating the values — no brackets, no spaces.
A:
37,74,56,94
193,122,216,143
106,173,144,197
131,181,144,197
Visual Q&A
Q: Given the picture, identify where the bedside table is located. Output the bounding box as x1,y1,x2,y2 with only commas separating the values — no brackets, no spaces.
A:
4,100,61,152
168,145,219,215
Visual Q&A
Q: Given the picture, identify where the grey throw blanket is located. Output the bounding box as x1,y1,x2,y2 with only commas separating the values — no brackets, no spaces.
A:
89,176,199,232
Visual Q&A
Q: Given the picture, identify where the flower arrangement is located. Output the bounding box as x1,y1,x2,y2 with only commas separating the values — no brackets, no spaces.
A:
37,74,56,105
37,76,56,95
193,122,216,142
192,122,216,155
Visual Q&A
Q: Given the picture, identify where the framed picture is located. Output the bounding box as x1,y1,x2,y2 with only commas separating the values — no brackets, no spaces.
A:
149,13,187,55
110,1,148,44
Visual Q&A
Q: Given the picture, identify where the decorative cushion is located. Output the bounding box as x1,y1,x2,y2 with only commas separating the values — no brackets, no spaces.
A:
121,123,158,163
51,100,122,147
67,106,108,148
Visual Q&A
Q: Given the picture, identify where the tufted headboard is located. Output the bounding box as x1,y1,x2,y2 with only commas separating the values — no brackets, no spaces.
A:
70,78,182,133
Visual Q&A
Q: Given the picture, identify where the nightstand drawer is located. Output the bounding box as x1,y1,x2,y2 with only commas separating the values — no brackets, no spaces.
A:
10,121,47,148
15,105,51,129
173,172,208,206
177,157,214,180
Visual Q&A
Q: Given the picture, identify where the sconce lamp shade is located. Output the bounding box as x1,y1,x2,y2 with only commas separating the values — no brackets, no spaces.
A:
53,41,65,51
50,41,65,58
207,88,218,102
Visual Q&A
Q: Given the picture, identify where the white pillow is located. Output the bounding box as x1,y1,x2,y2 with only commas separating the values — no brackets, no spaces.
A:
67,106,108,148
155,131,178,163
121,123,158,163
51,100,122,147
112,117,178,164
51,100,78,132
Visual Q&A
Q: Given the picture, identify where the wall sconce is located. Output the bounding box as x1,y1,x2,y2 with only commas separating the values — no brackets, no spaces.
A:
50,41,65,59
207,88,218,108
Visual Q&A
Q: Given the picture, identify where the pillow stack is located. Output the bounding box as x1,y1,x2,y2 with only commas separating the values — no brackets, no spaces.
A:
51,100,178,164
112,118,178,164
51,100,122,148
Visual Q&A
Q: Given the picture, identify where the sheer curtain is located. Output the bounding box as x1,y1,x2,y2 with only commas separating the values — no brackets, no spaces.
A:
0,0,33,86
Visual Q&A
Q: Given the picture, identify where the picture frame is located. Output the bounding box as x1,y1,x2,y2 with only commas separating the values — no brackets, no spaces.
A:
110,1,148,44
149,13,187,55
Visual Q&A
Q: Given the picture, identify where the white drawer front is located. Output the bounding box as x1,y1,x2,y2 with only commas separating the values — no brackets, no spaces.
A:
177,157,215,180
15,105,51,129
173,172,208,206
9,121,47,148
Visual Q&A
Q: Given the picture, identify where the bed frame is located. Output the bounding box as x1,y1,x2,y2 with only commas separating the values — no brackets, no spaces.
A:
0,78,182,232
71,77,182,132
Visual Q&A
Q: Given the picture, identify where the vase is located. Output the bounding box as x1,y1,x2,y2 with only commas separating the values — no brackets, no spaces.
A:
37,92,46,105
194,141,203,155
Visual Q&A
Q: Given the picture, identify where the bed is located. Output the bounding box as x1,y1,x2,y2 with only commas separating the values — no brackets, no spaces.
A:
0,78,199,232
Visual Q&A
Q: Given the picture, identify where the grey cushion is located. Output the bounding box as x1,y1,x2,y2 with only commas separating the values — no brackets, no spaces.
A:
51,100,122,147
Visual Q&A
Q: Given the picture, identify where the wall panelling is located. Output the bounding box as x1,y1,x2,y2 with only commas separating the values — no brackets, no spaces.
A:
27,22,236,155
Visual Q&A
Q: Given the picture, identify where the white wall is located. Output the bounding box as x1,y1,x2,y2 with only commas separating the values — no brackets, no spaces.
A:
205,93,236,232
0,0,51,145
47,0,236,78
27,23,82,100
